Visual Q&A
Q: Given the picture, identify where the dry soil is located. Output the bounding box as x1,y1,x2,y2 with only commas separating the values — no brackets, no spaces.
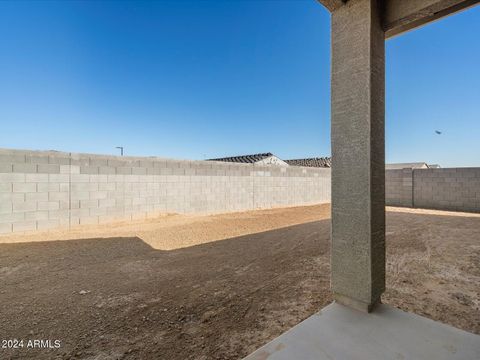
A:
0,204,479,360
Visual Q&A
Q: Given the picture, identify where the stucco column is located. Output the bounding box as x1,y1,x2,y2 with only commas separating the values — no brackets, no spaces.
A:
330,0,386,312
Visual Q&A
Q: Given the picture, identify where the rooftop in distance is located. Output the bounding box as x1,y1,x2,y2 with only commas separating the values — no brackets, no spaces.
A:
207,153,440,169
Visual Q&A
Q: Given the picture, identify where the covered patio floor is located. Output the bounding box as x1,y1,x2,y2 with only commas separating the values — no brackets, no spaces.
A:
244,302,480,360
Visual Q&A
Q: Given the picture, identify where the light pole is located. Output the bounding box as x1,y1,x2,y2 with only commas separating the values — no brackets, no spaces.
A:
116,146,124,156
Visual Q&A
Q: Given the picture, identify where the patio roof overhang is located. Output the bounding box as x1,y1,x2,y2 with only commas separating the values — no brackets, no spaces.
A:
318,0,479,38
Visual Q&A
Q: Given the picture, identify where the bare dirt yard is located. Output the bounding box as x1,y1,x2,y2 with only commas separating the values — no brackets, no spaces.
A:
1,204,479,360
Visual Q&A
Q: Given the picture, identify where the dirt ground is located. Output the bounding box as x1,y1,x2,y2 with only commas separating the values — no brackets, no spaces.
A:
0,204,479,360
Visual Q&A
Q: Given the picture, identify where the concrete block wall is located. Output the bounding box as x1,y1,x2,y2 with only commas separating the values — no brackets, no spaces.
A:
0,149,331,234
385,169,413,207
2,148,477,235
412,168,480,213
386,167,480,213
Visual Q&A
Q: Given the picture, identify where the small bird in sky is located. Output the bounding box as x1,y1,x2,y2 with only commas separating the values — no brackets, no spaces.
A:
435,130,442,135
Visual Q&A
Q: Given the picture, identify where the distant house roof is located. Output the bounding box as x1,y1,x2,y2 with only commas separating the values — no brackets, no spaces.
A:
207,153,274,164
285,157,331,168
208,155,435,170
385,162,429,169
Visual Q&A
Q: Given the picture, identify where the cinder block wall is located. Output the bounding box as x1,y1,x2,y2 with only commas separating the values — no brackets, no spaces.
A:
385,169,413,207
386,167,480,213
0,149,331,234
412,168,480,212
2,148,478,235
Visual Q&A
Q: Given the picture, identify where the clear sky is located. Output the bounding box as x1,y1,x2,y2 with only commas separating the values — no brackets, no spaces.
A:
0,1,479,167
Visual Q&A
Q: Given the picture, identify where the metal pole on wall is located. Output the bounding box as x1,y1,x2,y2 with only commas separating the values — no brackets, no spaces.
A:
116,146,124,156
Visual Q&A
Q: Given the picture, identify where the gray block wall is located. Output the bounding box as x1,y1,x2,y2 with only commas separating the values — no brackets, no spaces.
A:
386,167,480,213
413,168,480,213
0,149,331,234
385,169,413,207
2,148,479,235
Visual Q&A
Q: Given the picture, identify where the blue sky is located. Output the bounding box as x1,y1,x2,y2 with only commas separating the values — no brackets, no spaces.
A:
0,1,479,167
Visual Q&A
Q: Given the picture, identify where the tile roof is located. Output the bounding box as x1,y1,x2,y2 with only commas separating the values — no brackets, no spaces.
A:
207,153,274,164
285,157,331,168
208,154,434,171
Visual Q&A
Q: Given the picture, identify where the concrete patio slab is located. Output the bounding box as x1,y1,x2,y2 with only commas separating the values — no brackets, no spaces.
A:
243,302,480,360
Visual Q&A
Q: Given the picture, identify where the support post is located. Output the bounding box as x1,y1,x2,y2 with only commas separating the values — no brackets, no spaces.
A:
330,0,386,312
